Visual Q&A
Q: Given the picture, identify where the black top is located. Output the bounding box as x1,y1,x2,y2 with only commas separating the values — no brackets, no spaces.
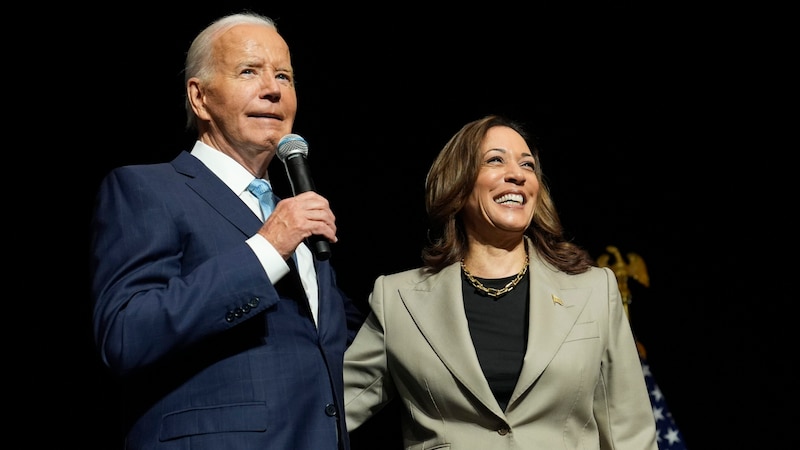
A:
462,272,530,411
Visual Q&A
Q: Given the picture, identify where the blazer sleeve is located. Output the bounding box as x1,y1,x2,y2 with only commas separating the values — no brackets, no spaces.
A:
594,266,659,450
90,166,278,376
342,274,397,431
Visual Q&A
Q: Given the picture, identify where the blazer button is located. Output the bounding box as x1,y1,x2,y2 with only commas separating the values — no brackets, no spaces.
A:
497,427,510,436
225,311,235,323
324,403,338,417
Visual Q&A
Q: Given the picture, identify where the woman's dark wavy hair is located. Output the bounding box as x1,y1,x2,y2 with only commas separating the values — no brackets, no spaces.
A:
421,114,594,274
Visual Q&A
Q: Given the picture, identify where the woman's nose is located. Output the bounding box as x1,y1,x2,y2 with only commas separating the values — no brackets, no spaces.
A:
505,165,526,184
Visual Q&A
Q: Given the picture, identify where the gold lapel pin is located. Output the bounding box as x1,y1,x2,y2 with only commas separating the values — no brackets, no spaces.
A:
552,294,563,306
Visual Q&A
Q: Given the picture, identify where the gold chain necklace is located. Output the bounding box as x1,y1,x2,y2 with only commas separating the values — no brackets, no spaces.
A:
461,252,529,298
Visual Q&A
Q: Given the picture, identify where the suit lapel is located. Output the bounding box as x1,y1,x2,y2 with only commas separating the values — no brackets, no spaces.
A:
397,245,594,417
509,250,591,408
172,151,261,237
400,263,501,415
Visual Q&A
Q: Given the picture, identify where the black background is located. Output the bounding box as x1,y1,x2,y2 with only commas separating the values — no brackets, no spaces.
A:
56,2,788,448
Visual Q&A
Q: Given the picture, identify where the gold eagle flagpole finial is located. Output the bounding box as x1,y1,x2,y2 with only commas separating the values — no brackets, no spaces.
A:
596,245,650,357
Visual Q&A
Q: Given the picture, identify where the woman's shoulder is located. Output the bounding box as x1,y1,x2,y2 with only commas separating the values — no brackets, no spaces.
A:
562,265,616,289
378,266,433,283
536,253,612,285
376,263,458,287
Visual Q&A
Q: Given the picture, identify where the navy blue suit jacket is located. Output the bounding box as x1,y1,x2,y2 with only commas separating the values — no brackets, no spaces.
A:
90,151,364,449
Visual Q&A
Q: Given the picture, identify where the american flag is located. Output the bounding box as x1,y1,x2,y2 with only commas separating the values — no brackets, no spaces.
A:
641,358,688,450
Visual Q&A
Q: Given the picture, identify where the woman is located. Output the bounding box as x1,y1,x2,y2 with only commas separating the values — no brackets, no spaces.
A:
344,114,658,449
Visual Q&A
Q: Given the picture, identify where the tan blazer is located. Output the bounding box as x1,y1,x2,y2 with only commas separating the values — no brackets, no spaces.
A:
344,244,658,450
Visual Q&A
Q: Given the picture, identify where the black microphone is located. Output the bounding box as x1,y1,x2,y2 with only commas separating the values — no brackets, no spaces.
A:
277,134,332,261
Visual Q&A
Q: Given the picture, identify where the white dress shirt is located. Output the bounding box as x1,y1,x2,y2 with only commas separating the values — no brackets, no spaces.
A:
190,141,319,326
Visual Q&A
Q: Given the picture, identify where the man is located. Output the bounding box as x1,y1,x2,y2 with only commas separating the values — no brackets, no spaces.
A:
90,12,363,449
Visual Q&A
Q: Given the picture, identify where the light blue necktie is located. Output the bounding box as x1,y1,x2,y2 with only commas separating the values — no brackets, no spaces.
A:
247,178,276,220
247,178,305,301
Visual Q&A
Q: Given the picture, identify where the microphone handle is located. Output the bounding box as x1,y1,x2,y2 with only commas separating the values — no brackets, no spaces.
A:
308,234,332,261
284,154,332,261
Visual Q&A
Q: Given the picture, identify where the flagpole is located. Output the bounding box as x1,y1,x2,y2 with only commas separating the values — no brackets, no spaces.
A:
597,246,689,450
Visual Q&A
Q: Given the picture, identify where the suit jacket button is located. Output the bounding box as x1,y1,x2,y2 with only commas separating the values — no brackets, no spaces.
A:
324,403,338,417
225,311,235,323
497,427,510,436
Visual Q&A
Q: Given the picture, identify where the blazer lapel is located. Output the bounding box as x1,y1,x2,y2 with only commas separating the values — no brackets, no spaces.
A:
172,151,261,237
509,250,591,408
400,263,501,415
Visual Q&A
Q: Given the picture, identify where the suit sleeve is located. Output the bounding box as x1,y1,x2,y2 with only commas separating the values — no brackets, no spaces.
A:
90,167,278,376
342,274,396,431
594,267,659,449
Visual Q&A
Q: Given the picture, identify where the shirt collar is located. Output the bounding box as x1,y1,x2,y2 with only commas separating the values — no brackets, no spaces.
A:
190,140,267,195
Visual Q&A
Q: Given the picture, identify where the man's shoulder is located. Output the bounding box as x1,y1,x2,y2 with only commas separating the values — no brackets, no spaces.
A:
107,151,198,180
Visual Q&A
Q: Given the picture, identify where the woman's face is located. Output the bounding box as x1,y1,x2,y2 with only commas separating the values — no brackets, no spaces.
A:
462,126,539,239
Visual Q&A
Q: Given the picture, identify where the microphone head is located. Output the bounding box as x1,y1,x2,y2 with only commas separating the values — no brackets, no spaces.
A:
277,134,309,161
